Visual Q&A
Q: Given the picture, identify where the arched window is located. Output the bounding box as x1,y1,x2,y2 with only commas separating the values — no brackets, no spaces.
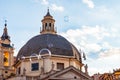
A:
49,23,51,27
18,67,21,75
45,23,47,27
45,23,47,30
49,23,51,30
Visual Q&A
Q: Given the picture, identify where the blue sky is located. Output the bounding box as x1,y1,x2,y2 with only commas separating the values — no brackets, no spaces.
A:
0,0,120,75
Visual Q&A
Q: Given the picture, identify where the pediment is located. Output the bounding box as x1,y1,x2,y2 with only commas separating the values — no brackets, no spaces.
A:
48,66,92,80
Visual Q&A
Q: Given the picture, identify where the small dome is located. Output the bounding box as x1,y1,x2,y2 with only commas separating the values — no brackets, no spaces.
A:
44,8,52,17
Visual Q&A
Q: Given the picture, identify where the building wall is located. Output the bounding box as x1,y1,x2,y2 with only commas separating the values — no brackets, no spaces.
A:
51,57,70,70
16,59,42,76
16,56,82,77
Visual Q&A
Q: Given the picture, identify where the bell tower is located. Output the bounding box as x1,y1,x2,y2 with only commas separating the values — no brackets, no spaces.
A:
0,21,14,79
40,9,57,34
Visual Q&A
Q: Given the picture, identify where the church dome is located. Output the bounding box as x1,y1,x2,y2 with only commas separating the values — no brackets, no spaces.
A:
17,9,81,62
17,34,81,61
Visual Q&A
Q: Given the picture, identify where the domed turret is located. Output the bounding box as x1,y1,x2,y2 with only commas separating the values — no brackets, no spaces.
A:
40,8,56,34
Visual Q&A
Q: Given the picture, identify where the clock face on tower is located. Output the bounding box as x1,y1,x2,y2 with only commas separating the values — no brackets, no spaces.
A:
4,51,9,66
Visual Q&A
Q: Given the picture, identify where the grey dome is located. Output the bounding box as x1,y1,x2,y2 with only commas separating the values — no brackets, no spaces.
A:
17,34,81,61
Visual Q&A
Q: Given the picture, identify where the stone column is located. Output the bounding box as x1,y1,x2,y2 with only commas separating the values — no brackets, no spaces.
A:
43,57,52,73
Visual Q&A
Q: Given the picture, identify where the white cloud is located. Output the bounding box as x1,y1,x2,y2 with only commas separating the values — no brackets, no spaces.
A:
89,6,116,21
33,0,49,5
88,48,120,75
101,42,112,49
82,0,94,8
99,48,120,58
41,0,49,5
39,0,64,12
84,43,102,52
81,25,110,40
60,25,111,54
51,4,64,12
